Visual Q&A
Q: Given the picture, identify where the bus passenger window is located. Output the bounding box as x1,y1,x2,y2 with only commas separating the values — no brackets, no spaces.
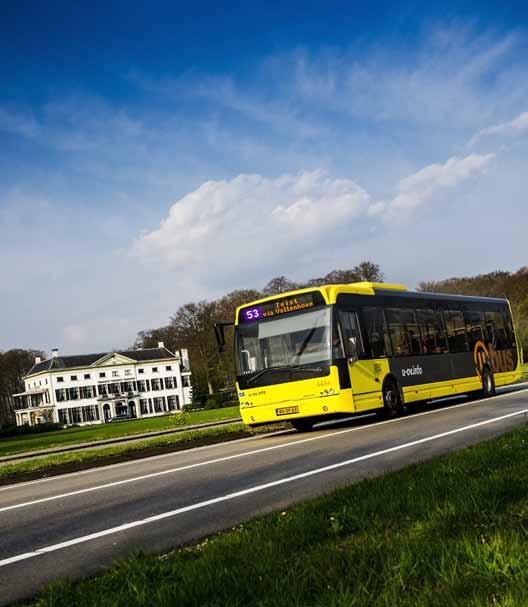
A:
416,309,449,354
362,307,390,357
385,309,423,356
502,310,515,349
464,310,484,349
485,310,510,350
444,310,468,352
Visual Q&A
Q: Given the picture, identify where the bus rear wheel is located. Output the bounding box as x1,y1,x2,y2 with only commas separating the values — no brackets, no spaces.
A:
381,379,404,418
481,367,496,397
291,418,314,432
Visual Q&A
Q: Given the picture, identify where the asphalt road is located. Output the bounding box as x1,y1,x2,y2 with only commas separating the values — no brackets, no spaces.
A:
1,384,528,605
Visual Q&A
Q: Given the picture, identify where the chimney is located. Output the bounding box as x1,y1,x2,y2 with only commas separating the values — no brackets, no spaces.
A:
180,348,190,371
35,356,42,365
51,348,59,358
157,341,164,349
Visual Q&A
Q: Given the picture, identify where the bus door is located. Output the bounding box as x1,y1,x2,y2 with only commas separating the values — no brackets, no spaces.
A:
338,309,385,412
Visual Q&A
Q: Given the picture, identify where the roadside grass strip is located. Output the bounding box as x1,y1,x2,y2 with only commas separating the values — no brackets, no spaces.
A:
29,421,528,607
0,423,249,483
0,407,240,458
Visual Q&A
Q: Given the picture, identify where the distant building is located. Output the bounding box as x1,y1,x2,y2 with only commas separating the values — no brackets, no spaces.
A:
13,343,192,427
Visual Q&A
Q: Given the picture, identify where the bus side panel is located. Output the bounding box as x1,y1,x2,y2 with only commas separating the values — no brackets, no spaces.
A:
349,358,388,412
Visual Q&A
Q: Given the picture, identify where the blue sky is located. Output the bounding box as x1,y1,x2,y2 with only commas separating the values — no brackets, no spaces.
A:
1,1,528,353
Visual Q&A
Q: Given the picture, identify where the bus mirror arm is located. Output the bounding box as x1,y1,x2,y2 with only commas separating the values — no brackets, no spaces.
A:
214,321,234,352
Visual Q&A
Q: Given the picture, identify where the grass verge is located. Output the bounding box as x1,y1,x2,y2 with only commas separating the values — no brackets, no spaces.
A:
0,406,240,458
0,423,256,484
30,422,528,607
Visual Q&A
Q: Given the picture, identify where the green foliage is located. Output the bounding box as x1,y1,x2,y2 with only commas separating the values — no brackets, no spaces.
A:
0,348,45,427
30,423,528,607
0,422,61,439
0,407,241,458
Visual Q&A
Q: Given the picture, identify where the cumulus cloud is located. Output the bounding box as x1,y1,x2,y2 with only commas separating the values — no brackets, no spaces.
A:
383,154,495,218
134,154,494,275
469,111,528,146
134,170,372,272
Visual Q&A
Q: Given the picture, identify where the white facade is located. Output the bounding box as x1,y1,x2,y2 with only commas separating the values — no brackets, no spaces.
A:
13,344,192,427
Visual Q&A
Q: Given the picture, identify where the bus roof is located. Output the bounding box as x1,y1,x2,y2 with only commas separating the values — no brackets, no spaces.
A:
234,281,510,320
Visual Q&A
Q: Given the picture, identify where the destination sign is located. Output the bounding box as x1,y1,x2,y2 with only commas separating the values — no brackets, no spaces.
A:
239,291,326,323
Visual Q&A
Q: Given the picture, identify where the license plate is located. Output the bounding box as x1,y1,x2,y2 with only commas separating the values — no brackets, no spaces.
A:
276,406,299,416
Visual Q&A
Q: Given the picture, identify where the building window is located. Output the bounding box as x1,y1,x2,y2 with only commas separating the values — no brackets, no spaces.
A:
164,377,175,389
140,399,149,415
98,385,108,397
99,372,106,378
112,371,119,377
82,405,99,422
137,380,147,392
138,368,144,374
84,374,91,380
70,407,82,424
68,387,80,400
125,369,132,376
182,375,190,387
58,409,68,425
151,378,162,391
153,397,164,412
166,365,172,371
152,367,158,372
80,386,95,399
56,389,66,402
71,375,78,381
57,376,64,383
167,395,179,411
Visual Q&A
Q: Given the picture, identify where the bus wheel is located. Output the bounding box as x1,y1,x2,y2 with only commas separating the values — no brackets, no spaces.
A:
481,367,496,397
382,379,404,418
291,418,314,432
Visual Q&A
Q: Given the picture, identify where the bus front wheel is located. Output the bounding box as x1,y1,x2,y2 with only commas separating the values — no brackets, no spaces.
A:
291,418,314,432
381,379,405,418
481,367,496,397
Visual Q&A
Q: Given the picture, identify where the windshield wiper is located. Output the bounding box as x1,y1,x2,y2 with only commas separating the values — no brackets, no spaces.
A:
246,365,325,385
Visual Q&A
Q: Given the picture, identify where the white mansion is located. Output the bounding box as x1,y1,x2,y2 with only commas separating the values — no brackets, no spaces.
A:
13,343,192,427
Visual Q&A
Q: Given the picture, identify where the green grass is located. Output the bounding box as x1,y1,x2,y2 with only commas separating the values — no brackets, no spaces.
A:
31,422,528,607
0,406,240,458
0,423,248,482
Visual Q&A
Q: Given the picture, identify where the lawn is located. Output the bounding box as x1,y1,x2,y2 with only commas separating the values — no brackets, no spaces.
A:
0,406,240,458
32,422,528,607
0,422,248,482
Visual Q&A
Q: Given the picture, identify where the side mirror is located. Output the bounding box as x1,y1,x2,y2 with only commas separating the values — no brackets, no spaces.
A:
214,321,234,353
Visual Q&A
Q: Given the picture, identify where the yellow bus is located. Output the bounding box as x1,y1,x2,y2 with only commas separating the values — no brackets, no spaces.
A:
215,282,523,431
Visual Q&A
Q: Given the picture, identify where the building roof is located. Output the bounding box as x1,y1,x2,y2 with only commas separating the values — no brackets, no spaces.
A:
26,347,178,377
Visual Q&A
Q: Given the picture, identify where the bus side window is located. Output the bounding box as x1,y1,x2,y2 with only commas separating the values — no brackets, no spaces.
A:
386,308,423,356
464,310,484,350
338,310,364,358
416,309,449,354
502,310,515,349
444,310,469,352
363,307,390,358
486,309,511,350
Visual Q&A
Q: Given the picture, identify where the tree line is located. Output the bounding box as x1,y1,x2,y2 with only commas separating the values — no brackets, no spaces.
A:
0,349,44,427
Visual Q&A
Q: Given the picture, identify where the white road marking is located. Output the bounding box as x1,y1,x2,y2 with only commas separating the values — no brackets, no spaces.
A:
1,385,528,504
1,406,527,568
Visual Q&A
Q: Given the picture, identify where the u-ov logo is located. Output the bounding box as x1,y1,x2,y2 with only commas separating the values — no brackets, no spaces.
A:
473,340,490,377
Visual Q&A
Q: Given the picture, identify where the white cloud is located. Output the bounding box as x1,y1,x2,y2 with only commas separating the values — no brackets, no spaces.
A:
384,153,495,218
469,111,528,146
134,170,373,271
134,154,494,274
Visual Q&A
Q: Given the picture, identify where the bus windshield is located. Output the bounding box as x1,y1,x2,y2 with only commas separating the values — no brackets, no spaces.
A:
236,307,332,375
